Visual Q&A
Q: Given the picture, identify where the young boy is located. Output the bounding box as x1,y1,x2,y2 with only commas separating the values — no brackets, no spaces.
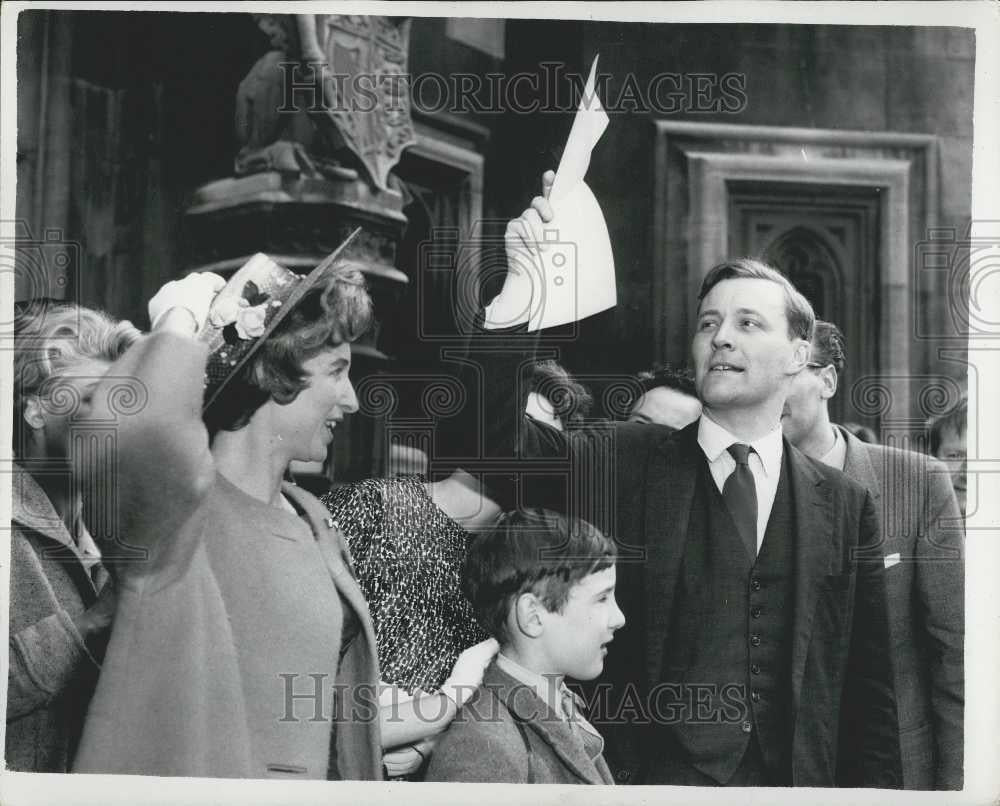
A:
425,508,625,784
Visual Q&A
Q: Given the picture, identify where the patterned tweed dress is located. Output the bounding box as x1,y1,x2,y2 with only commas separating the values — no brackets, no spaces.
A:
321,477,488,695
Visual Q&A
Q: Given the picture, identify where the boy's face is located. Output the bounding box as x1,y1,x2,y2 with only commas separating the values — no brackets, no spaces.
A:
539,566,625,681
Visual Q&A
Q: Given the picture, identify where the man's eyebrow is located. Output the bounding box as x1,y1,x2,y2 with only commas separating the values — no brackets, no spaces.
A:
593,583,616,598
327,357,349,369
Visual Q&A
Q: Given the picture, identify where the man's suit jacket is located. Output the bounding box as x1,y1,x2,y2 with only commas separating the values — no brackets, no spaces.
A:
838,425,964,789
425,661,615,784
456,346,902,787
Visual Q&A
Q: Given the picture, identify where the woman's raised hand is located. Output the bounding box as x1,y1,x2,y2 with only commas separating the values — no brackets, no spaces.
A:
148,272,227,335
440,637,500,708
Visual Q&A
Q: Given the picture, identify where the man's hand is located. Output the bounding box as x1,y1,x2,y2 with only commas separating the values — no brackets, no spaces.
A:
148,272,227,335
505,170,556,264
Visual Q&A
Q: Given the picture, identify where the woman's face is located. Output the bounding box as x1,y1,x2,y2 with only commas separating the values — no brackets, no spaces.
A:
271,343,359,463
32,358,113,462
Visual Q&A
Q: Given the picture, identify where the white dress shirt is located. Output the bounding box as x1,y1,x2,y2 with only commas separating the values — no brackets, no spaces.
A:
495,653,604,745
818,425,847,471
697,413,784,555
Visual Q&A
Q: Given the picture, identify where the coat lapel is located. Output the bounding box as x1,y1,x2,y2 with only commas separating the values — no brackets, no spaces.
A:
488,664,606,785
787,443,836,722
840,426,882,506
281,483,375,647
643,424,698,690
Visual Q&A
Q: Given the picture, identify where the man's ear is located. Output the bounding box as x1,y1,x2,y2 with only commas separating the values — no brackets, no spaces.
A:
819,366,838,400
788,339,810,375
513,592,544,639
22,395,46,430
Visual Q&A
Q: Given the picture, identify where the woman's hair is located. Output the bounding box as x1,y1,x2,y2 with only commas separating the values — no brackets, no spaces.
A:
463,508,617,643
13,300,141,453
205,262,374,435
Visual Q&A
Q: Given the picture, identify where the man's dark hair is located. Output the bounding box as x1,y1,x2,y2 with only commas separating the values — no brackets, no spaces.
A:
636,364,697,398
528,359,593,428
698,257,815,342
928,395,968,456
463,508,616,643
811,320,847,376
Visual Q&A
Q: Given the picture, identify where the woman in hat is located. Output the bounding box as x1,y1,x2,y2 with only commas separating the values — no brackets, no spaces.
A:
8,301,140,771
73,239,494,780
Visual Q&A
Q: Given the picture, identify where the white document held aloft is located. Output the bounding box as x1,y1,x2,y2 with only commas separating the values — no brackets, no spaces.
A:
485,55,617,332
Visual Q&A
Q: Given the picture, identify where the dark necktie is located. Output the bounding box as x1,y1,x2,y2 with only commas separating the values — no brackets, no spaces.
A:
724,443,758,559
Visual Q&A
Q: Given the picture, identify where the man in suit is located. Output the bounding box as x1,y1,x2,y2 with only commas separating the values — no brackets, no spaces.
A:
454,178,902,787
780,320,964,789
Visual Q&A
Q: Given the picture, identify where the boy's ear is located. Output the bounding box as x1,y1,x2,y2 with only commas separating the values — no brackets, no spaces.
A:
513,592,544,639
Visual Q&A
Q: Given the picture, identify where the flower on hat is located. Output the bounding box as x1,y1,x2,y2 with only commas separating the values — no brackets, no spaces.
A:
235,302,269,339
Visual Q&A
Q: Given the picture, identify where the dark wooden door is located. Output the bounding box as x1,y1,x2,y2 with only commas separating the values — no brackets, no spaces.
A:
728,181,881,428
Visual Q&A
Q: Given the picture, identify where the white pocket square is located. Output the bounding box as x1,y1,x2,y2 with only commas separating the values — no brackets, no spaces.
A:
884,553,901,569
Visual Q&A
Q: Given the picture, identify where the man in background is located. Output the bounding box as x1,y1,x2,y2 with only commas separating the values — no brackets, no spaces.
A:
625,365,702,429
928,395,968,519
781,319,964,790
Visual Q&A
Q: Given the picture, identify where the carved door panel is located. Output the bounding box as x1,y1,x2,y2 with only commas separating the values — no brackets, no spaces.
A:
728,182,881,427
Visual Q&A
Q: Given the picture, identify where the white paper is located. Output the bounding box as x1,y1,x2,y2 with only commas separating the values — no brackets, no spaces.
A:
485,54,616,332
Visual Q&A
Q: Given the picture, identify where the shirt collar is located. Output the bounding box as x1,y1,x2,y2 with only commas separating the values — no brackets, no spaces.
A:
496,652,566,714
697,412,783,477
818,425,847,471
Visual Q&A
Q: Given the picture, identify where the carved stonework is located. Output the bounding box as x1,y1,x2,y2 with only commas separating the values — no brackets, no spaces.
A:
233,13,416,192
303,15,417,191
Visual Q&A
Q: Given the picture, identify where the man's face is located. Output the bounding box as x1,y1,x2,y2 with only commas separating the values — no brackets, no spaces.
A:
692,278,806,417
935,424,967,516
538,565,625,681
628,386,702,429
780,360,836,447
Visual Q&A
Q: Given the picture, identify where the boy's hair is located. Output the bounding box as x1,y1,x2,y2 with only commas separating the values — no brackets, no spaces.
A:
928,394,968,456
698,257,815,342
205,262,372,435
463,508,617,643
